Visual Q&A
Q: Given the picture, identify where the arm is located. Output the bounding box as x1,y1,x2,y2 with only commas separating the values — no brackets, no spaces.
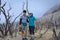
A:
19,18,22,25
27,19,29,23
26,16,29,23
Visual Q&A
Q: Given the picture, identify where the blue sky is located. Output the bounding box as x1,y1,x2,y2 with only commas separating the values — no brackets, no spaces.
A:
0,0,60,23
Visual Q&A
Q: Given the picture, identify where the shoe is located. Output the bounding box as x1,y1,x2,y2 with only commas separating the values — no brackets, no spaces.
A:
22,38,28,40
30,38,34,40
22,38,25,40
25,38,28,40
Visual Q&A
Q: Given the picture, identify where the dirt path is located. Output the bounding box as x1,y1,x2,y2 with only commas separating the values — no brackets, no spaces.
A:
0,29,60,40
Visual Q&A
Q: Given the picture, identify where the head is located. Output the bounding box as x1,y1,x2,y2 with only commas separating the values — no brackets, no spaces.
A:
23,10,26,16
29,13,33,17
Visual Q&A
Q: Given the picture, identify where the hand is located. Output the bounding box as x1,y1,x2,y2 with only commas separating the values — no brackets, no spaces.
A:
19,25,22,32
34,26,37,30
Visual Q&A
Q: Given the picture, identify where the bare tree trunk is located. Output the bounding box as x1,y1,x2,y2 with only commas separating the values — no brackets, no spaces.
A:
0,24,4,38
52,28,59,40
0,0,1,5
0,0,1,14
26,0,29,14
0,1,23,38
58,32,60,40
55,21,58,29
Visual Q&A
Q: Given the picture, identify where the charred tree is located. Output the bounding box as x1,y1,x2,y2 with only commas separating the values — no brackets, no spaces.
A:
0,0,1,14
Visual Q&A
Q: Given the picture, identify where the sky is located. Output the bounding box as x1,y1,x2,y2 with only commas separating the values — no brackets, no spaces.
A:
0,0,60,23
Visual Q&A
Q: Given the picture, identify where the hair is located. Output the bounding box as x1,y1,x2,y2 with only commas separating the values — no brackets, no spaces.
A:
23,10,26,13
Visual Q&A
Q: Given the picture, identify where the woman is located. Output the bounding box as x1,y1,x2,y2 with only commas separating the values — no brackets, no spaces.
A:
28,13,36,40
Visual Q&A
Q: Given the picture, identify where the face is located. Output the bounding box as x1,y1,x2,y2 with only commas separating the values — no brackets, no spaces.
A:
29,13,33,17
23,12,26,16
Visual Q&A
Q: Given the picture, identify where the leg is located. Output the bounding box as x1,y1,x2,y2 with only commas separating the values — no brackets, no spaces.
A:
30,35,35,40
29,26,35,40
22,26,28,40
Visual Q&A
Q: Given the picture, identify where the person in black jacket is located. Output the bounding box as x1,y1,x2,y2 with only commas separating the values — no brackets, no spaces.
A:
19,10,28,40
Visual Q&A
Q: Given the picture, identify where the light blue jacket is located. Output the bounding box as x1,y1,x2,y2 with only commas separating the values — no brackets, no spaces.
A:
28,16,36,26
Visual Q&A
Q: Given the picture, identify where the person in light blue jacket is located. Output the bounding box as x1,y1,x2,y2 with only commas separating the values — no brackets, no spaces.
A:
28,13,36,40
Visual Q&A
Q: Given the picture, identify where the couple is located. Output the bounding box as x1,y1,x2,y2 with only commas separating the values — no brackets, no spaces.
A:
19,10,36,40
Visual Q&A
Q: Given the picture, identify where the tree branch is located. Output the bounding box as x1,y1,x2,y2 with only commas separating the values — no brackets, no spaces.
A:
7,3,12,16
2,2,7,8
7,3,12,21
12,12,22,25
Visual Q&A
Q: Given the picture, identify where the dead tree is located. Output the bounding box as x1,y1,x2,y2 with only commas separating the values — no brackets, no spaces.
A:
35,20,49,40
52,28,59,40
26,0,29,13
0,24,4,38
0,0,1,14
57,32,60,40
0,2,23,37
49,13,60,40
0,2,8,36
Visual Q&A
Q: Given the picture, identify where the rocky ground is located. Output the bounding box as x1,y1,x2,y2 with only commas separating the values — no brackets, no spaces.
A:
0,29,60,40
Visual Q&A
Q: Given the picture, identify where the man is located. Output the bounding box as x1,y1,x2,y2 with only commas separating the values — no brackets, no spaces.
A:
19,10,28,40
28,13,36,40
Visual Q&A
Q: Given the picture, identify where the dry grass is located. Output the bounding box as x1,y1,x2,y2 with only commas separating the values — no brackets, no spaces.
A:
35,29,60,40
0,28,60,40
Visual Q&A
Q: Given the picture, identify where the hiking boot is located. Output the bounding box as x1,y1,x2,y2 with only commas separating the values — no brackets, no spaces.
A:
22,38,28,40
30,38,34,40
